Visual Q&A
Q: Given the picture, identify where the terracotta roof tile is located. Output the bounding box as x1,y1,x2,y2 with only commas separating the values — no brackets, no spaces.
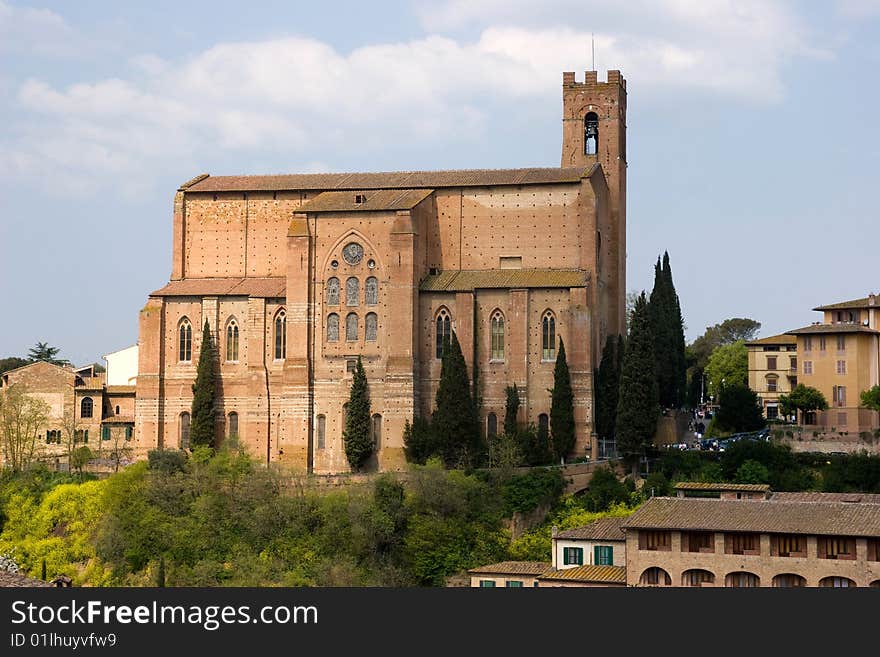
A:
745,334,798,346
150,277,285,298
673,482,770,492
813,295,878,311
184,166,596,193
420,269,588,292
0,571,53,587
468,561,550,576
105,386,136,395
621,497,880,537
786,324,879,335
298,189,433,213
538,565,627,584
555,516,627,541
770,492,880,504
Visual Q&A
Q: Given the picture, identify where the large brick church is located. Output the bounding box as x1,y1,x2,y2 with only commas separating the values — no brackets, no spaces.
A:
135,69,627,473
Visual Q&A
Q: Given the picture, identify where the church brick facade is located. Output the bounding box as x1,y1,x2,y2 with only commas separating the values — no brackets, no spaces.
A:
136,70,628,473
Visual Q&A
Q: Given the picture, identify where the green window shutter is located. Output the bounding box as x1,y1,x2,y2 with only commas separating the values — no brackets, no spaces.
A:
506,581,523,587
595,546,613,565
576,548,583,565
479,580,496,588
594,545,600,565
102,425,110,441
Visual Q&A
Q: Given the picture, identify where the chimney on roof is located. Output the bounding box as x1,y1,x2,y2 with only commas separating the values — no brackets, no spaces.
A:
870,293,876,307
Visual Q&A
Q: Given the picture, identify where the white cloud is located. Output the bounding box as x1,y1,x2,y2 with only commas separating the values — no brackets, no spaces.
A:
0,5,830,197
0,0,80,57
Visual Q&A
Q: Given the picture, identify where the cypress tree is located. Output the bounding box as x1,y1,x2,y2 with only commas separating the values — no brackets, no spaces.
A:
596,335,622,441
189,320,217,449
343,356,373,472
649,252,686,409
663,252,687,407
550,338,575,462
432,331,479,468
156,556,166,588
503,384,520,437
616,292,659,477
41,558,47,581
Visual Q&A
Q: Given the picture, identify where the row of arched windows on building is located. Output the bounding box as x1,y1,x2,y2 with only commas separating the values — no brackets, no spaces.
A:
177,410,382,453
486,412,548,439
177,305,557,363
178,410,238,450
435,308,557,361
326,276,378,307
315,412,382,450
327,312,378,342
177,311,288,364
638,567,877,588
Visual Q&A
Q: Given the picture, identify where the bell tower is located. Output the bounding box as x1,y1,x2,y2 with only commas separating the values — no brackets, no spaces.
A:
562,69,627,334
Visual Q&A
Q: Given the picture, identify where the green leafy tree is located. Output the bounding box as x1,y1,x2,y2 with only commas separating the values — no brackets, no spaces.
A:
26,342,70,367
648,252,686,408
517,423,553,466
779,384,828,424
343,356,373,472
596,335,622,441
860,385,880,412
615,292,659,477
0,357,29,375
189,321,217,449
432,332,479,468
503,384,520,438
689,318,762,371
402,417,436,465
704,339,748,401
550,339,575,462
70,446,93,482
0,384,49,472
734,459,770,484
582,466,631,512
714,383,766,433
642,471,672,498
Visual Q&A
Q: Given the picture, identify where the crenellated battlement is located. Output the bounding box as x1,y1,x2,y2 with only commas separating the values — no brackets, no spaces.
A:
562,70,626,89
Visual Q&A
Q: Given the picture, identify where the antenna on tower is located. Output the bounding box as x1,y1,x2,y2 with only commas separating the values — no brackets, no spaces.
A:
591,32,595,71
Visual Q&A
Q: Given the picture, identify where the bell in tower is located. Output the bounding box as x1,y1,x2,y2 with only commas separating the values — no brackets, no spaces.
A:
584,111,599,155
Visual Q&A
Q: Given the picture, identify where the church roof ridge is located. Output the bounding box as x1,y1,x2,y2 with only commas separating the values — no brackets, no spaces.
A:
182,165,599,193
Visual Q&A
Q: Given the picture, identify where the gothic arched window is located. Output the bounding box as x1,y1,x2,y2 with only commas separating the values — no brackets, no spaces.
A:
346,313,359,341
490,310,505,361
327,313,340,342
346,277,359,306
365,312,378,342
584,111,599,155
327,277,340,306
178,318,193,362
226,318,239,362
542,311,556,361
365,277,378,306
227,411,239,438
179,412,191,450
316,414,326,449
487,412,498,438
81,397,93,419
372,414,382,449
435,308,452,359
274,310,286,360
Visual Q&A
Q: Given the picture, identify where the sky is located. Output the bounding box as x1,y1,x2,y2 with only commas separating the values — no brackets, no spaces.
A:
1,0,879,366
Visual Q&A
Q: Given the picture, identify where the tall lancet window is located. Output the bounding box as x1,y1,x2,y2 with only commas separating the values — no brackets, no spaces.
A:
584,111,599,155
